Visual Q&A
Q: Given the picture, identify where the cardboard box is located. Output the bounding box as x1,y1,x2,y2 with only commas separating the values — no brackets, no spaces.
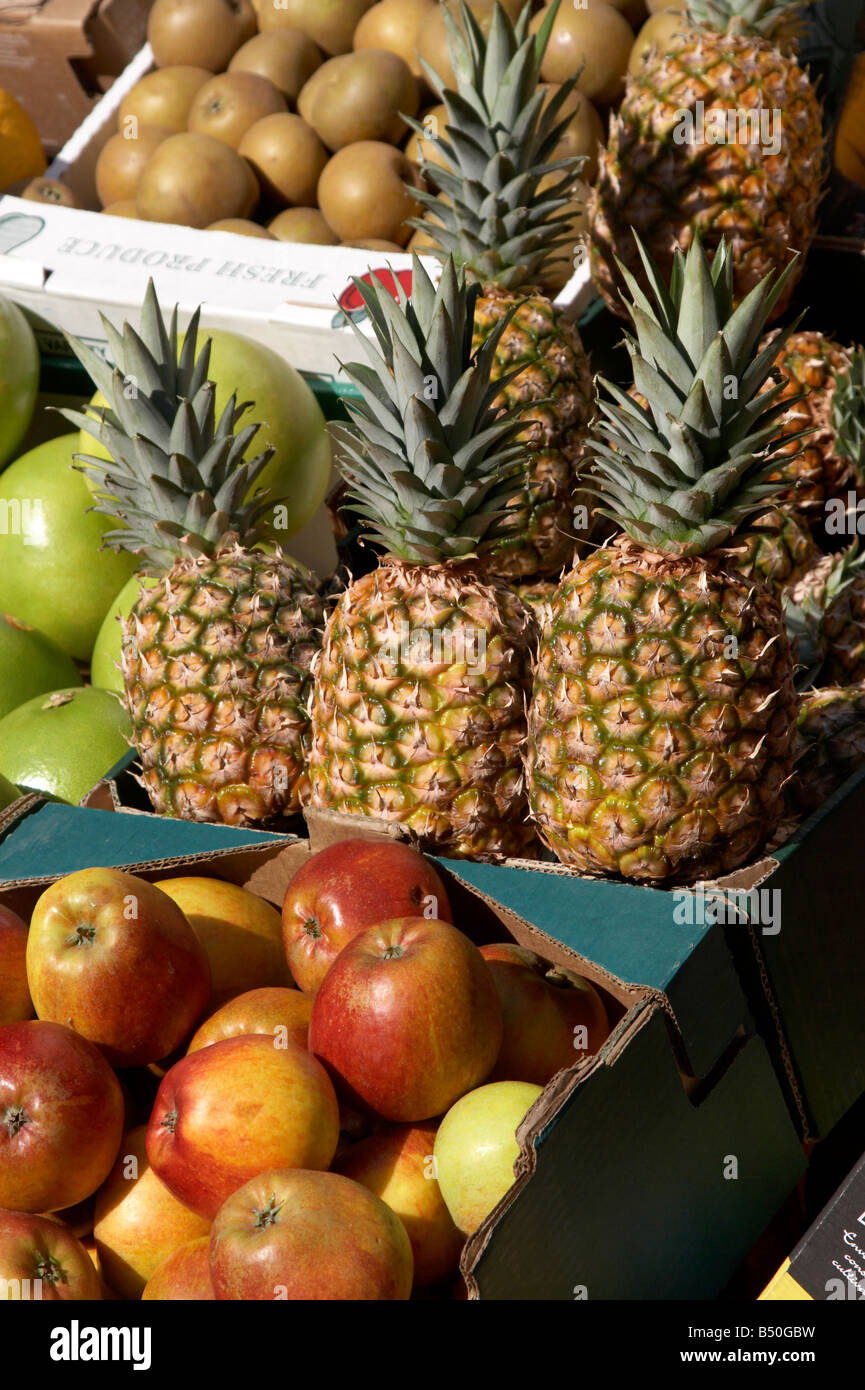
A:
0,43,595,379
760,1150,865,1300
0,0,148,155
0,793,805,1299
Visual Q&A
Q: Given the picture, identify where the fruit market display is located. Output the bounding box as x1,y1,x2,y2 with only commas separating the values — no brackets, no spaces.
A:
0,837,610,1299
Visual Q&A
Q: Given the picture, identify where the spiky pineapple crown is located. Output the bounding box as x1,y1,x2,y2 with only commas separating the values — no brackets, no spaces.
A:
407,0,585,289
832,348,865,486
786,543,865,686
59,281,277,574
684,0,804,38
589,234,809,556
333,254,528,564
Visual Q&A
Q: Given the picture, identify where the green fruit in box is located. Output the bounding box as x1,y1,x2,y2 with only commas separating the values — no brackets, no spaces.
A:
0,297,39,472
0,435,137,661
78,329,332,540
0,771,20,810
0,686,131,804
0,612,83,719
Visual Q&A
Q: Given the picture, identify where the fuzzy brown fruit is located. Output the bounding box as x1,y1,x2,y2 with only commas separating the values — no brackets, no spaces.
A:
228,30,323,102
238,113,328,207
353,0,436,78
147,0,256,71
317,141,421,245
206,218,274,236
136,132,258,228
268,207,338,243
20,179,81,208
118,67,213,134
530,0,634,105
188,72,287,150
298,48,418,150
256,0,376,54
95,125,173,207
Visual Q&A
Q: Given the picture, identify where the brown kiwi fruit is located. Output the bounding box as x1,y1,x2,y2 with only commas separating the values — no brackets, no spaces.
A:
136,131,258,227
20,178,81,208
147,0,256,71
353,0,436,78
540,85,605,182
256,0,375,55
95,125,173,207
342,237,405,251
530,1,633,105
268,207,339,243
206,218,276,236
404,103,448,171
238,113,328,207
297,49,418,151
101,200,141,218
628,8,687,73
228,30,323,103
188,72,287,150
118,67,212,134
317,140,421,245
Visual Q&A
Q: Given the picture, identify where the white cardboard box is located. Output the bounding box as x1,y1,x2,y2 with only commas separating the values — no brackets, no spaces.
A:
0,43,594,379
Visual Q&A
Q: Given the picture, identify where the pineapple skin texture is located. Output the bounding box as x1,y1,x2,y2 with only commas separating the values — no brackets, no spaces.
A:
122,546,324,827
726,506,819,598
761,331,854,515
472,289,594,582
789,554,865,687
788,682,865,817
526,540,797,884
306,559,538,861
588,30,823,324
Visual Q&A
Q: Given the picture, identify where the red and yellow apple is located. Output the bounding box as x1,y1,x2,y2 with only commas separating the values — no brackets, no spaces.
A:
0,904,33,1024
209,1169,414,1300
335,1123,463,1288
93,1124,211,1299
433,1080,543,1236
142,1236,215,1300
187,986,312,1053
480,943,610,1084
0,1209,102,1300
156,876,292,1008
282,838,453,996
146,1034,340,1219
309,917,502,1122
0,1020,124,1212
26,868,211,1067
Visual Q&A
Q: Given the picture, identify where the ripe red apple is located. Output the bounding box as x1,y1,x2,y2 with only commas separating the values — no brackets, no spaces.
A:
282,838,453,995
0,1020,124,1212
26,868,211,1067
0,1209,102,1300
93,1124,210,1299
309,917,502,1122
335,1123,464,1288
480,943,610,1084
142,1236,214,1300
146,1034,340,1219
187,986,312,1053
0,904,33,1024
209,1169,413,1300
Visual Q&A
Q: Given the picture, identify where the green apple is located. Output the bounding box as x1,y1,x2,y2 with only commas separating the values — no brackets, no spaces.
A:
0,612,83,720
0,296,39,472
0,771,20,810
0,434,137,661
0,686,132,805
79,329,332,541
433,1081,543,1236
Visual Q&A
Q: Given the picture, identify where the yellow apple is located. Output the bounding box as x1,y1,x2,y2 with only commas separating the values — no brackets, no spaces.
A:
93,1124,210,1299
187,986,311,1052
433,1081,543,1236
155,876,293,1008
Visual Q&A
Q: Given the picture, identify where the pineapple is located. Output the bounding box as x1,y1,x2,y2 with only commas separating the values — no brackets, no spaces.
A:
760,331,855,518
727,506,819,598
588,0,824,324
831,346,865,498
526,235,800,885
306,255,537,861
409,0,594,582
787,546,865,686
61,283,324,827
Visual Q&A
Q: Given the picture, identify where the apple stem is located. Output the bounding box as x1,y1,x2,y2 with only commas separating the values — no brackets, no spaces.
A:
253,1195,285,1229
3,1105,30,1137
